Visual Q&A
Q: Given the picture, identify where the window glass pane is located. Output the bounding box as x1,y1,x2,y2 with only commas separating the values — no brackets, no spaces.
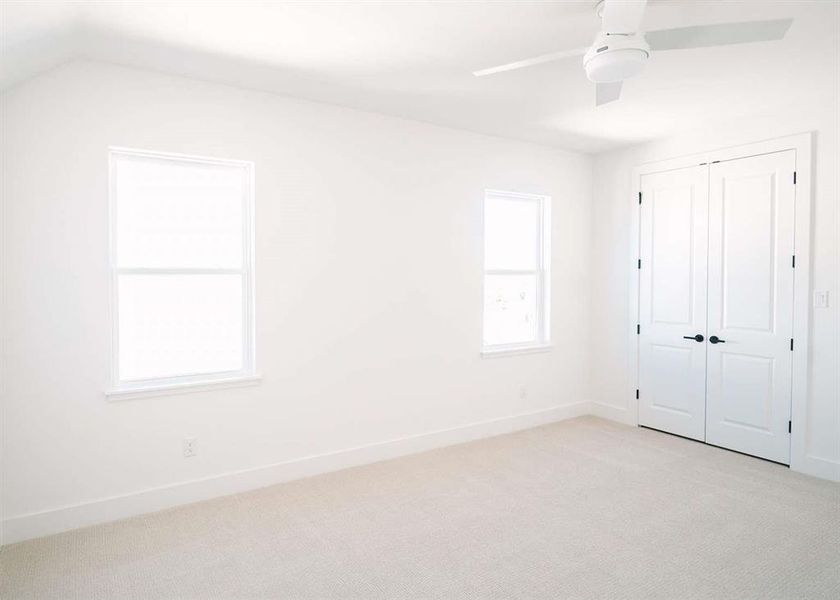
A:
483,274,538,346
119,274,243,380
116,156,245,269
484,196,539,271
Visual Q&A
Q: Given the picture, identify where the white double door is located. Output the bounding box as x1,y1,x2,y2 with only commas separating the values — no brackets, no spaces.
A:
638,150,796,464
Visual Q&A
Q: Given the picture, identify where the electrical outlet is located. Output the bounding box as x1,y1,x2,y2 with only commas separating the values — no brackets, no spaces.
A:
519,385,528,400
813,290,830,308
183,437,197,458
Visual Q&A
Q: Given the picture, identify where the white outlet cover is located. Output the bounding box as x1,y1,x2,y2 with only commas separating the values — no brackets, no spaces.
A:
183,437,197,457
813,290,830,308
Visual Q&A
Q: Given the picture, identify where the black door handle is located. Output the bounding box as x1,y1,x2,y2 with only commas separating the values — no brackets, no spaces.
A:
709,335,726,344
683,334,704,342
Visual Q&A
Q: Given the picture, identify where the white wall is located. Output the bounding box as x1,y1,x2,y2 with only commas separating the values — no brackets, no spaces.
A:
590,93,840,479
0,61,593,543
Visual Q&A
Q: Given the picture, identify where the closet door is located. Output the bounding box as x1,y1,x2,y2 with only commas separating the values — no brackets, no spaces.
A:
638,165,709,441
705,151,795,464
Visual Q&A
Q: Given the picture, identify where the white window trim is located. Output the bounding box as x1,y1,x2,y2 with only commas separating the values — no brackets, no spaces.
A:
106,147,258,400
105,374,261,401
481,189,551,356
480,343,553,358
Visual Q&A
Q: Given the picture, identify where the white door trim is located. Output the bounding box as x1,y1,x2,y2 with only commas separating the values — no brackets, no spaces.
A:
628,132,828,480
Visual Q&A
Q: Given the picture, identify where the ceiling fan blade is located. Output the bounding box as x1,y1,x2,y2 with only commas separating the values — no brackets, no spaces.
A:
473,47,588,77
601,0,647,34
646,19,793,51
596,81,623,106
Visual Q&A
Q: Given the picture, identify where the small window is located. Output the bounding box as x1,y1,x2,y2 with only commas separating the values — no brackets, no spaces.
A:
108,148,256,396
482,190,550,354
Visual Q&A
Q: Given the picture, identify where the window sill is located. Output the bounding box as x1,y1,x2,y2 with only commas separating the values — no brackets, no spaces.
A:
481,344,553,358
106,374,262,401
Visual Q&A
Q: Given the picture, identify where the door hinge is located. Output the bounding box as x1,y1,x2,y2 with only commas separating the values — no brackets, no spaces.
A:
638,192,642,204
792,255,796,268
788,420,792,433
636,324,640,335
793,171,797,184
790,338,794,351
637,259,641,269
635,389,640,400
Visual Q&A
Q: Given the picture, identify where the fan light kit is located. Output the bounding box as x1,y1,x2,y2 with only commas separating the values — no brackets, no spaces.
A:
582,33,650,83
473,0,793,106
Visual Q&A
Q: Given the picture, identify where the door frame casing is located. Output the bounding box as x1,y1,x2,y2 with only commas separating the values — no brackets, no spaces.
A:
628,132,819,478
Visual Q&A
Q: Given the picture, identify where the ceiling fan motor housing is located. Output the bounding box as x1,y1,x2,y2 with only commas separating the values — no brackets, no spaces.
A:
583,32,650,83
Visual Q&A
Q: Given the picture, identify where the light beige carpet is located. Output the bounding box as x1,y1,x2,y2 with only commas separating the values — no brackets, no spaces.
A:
2,416,839,599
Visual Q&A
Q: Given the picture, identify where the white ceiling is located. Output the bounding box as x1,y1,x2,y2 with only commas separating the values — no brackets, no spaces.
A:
1,0,837,152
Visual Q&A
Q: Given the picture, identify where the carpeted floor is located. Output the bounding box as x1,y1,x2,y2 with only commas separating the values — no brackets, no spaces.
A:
2,416,839,599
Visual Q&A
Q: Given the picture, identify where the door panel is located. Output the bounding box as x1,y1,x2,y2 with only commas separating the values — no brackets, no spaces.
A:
705,151,795,464
719,172,777,331
717,353,775,432
638,166,708,441
649,344,696,416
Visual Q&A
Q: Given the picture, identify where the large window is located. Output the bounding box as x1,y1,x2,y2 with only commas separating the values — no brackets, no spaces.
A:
482,190,550,354
108,148,256,397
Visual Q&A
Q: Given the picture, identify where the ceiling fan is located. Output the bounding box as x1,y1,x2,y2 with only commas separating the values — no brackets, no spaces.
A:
473,0,793,106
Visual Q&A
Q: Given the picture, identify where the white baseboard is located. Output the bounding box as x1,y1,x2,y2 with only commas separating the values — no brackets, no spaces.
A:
588,401,635,426
792,453,840,482
3,401,591,545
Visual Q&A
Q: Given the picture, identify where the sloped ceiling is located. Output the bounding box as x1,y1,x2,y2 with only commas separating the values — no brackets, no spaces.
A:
1,0,837,152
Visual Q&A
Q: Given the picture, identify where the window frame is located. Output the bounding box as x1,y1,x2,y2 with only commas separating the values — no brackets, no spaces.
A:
106,147,258,399
481,189,551,356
